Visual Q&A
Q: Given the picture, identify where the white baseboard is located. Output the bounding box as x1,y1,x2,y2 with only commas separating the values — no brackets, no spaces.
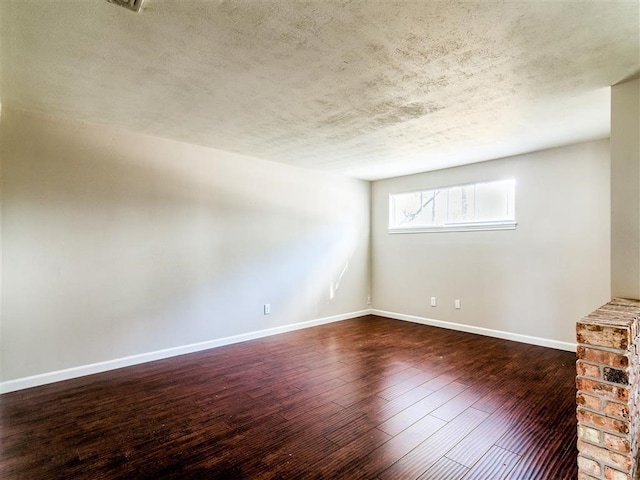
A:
1,308,575,394
0,310,371,394
370,309,576,352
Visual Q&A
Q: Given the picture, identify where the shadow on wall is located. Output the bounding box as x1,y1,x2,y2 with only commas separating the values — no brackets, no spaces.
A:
2,111,368,380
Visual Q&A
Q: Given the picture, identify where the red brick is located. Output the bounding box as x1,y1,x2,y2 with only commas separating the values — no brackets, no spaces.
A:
577,408,630,434
578,472,600,480
578,424,602,444
576,377,630,402
577,346,629,368
605,466,631,480
603,433,631,454
577,301,640,480
603,401,629,420
577,360,601,379
577,392,602,410
578,439,632,471
603,367,629,385
577,322,630,349
578,455,602,476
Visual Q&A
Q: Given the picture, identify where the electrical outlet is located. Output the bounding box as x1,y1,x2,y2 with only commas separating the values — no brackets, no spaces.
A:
430,297,437,307
367,296,371,305
264,304,271,315
455,299,461,309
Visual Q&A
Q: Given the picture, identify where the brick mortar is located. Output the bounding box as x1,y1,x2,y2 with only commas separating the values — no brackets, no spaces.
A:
577,359,631,369
578,427,632,455
577,298,640,480
577,404,629,422
577,373,633,389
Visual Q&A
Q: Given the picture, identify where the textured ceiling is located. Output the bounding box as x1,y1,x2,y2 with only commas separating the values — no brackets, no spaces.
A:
1,0,639,180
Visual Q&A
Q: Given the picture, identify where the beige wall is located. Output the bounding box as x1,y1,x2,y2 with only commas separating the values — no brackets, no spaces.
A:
0,109,370,382
371,140,611,345
611,78,640,300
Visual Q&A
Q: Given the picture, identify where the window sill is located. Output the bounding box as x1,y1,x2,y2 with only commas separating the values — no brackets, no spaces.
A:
388,221,517,234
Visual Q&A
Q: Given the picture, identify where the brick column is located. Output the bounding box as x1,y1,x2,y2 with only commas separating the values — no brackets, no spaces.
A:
576,298,640,480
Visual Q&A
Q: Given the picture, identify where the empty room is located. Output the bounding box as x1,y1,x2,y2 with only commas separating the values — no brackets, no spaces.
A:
1,1,639,479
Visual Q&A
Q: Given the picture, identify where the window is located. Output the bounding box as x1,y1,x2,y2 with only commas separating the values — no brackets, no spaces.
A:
389,178,516,233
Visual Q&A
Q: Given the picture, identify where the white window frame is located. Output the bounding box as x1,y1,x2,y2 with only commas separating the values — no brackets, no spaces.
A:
388,178,517,234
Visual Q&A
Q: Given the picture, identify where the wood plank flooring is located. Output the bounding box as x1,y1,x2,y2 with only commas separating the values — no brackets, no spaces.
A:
0,315,577,479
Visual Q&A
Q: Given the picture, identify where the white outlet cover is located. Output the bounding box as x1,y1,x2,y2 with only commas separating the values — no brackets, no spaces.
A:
264,304,271,315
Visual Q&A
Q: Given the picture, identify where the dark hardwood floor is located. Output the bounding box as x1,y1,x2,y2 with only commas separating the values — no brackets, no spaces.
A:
0,315,577,479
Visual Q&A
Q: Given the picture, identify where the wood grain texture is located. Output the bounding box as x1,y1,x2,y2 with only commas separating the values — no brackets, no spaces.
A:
0,315,577,479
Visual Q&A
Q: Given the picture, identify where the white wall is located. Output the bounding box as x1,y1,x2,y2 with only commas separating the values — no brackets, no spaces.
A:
0,106,615,388
0,109,370,384
371,140,611,346
611,78,640,300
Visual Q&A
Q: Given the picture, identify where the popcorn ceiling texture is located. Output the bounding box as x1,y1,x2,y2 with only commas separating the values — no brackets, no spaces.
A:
576,298,640,480
1,0,638,179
